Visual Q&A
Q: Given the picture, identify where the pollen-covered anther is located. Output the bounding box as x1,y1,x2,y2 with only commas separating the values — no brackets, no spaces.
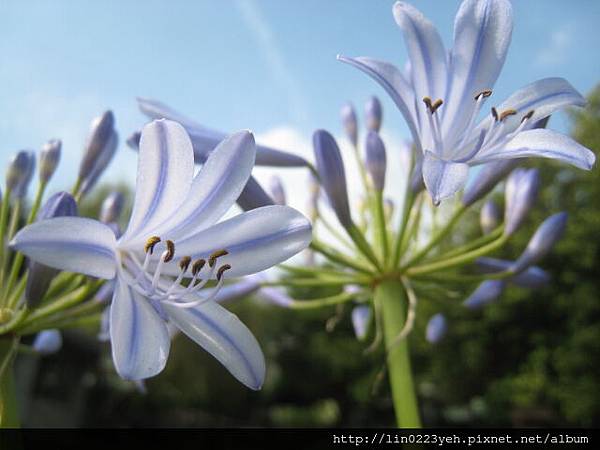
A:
178,256,192,273
423,96,443,114
208,249,229,268
474,89,492,100
191,259,206,276
163,240,175,262
144,236,161,254
499,109,518,121
216,264,232,281
521,110,535,123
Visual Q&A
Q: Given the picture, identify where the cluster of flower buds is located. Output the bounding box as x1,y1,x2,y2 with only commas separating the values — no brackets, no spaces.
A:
0,109,122,363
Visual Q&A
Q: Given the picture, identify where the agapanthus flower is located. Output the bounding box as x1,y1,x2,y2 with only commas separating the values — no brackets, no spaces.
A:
339,0,595,204
11,119,312,389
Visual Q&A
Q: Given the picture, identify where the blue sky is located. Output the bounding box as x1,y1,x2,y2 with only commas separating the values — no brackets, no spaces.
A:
1,0,599,197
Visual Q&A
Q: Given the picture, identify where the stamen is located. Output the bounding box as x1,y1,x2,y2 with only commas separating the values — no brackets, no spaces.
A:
422,96,443,114
208,249,228,268
474,89,492,100
499,109,517,121
164,240,175,262
179,256,192,273
192,259,206,276
144,236,161,254
217,264,231,281
491,107,499,122
521,109,535,123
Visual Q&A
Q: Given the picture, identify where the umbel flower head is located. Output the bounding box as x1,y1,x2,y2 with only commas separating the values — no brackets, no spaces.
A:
339,0,595,204
11,119,312,389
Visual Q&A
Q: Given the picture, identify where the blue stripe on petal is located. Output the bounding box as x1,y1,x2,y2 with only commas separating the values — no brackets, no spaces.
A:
163,300,265,390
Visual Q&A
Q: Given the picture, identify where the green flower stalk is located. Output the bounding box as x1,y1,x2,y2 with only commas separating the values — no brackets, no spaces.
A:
267,91,593,427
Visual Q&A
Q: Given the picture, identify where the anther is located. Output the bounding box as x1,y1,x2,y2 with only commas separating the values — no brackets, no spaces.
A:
521,110,535,123
163,240,175,262
475,89,492,100
144,236,161,254
499,109,517,121
208,249,229,268
422,97,443,114
179,256,192,272
217,264,232,281
191,259,206,276
431,99,443,113
491,107,499,121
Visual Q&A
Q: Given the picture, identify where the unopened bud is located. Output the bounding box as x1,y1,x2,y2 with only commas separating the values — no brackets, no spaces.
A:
33,329,63,355
340,103,358,147
39,139,61,183
351,305,372,341
365,96,383,132
462,160,519,207
504,168,540,236
6,150,35,198
480,200,501,235
365,131,387,191
313,129,352,229
426,313,447,343
511,212,568,273
463,280,506,309
100,191,125,224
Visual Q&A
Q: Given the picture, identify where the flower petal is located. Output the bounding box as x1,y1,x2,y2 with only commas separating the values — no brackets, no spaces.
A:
474,129,596,170
157,205,312,278
422,151,470,204
473,78,586,138
162,300,265,390
138,97,308,167
120,120,194,244
393,1,447,144
337,55,421,149
10,217,117,279
443,0,513,141
149,131,256,241
110,276,170,380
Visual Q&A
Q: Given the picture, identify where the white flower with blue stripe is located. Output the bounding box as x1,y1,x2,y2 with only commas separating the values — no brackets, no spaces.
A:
10,119,312,389
338,0,595,204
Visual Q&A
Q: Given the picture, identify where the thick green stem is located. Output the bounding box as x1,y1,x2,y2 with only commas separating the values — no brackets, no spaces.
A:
376,280,421,428
0,337,20,427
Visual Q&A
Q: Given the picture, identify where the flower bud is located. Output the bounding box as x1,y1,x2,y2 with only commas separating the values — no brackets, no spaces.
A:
78,111,118,195
6,150,35,199
504,168,540,236
463,280,506,309
39,139,61,184
511,212,568,273
268,175,286,205
351,305,372,341
126,131,141,150
33,329,63,355
340,103,358,147
237,176,274,211
211,279,261,304
25,192,78,307
100,191,125,224
426,313,447,343
475,257,550,289
365,131,387,191
462,160,519,207
365,96,383,132
313,129,352,229
480,200,501,235
94,281,115,305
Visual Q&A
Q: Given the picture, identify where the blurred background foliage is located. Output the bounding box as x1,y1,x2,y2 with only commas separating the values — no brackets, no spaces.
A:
13,85,600,428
